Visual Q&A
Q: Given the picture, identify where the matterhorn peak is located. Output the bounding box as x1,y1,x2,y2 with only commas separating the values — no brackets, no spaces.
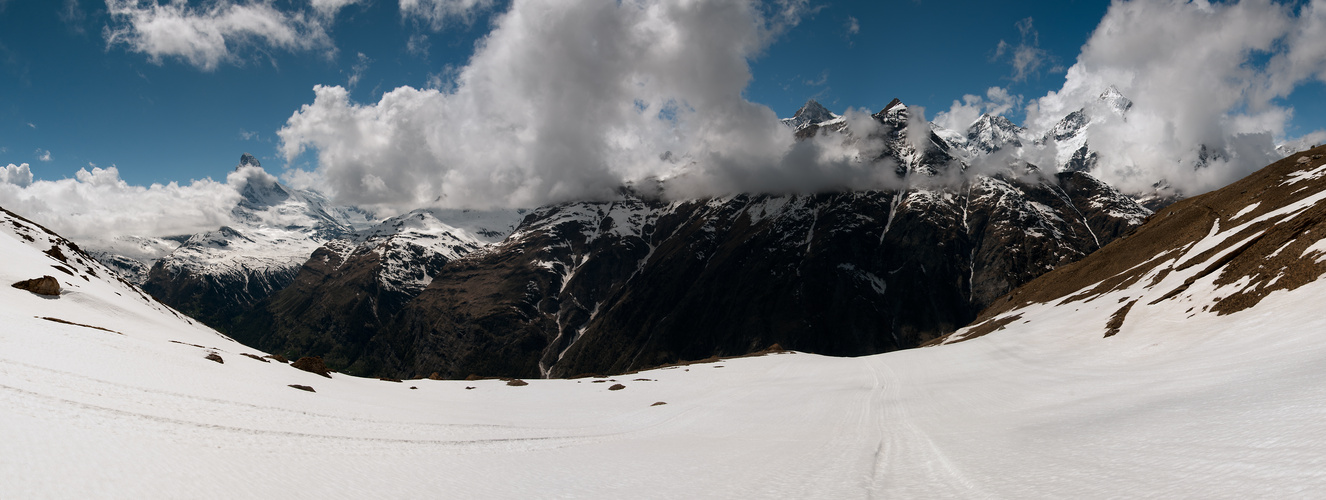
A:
237,152,261,170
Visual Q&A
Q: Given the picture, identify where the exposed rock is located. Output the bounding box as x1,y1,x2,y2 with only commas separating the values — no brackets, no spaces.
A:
291,356,331,378
238,153,261,169
205,353,224,364
12,275,60,296
288,384,315,392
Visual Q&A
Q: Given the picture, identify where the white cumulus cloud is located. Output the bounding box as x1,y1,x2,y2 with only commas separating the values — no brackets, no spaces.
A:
280,0,855,213
1,163,33,187
0,165,242,241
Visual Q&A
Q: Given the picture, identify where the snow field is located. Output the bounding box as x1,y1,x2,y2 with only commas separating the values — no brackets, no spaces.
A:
5,190,1326,497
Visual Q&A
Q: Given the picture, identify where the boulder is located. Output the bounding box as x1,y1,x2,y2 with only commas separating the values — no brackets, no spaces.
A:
12,276,60,296
291,356,331,378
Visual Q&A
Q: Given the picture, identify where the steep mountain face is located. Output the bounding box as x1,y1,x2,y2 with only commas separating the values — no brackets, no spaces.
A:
228,208,523,368
942,145,1326,345
361,170,1144,379
130,156,371,333
285,98,1150,379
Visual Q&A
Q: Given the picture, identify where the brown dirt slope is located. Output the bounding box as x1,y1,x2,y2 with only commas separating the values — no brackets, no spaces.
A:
951,145,1326,341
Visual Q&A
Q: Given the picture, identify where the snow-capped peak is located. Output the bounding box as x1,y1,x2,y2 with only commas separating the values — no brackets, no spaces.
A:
966,114,1027,154
878,97,905,118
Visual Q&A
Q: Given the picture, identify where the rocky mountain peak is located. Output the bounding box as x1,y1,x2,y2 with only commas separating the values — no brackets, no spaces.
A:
880,98,904,115
237,153,261,170
793,99,833,122
782,99,842,134
966,114,1026,154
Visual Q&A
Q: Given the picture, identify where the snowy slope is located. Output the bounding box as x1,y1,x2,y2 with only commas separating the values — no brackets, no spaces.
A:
5,180,1326,497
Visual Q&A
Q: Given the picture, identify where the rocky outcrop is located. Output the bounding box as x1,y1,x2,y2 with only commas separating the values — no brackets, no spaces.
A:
12,275,60,296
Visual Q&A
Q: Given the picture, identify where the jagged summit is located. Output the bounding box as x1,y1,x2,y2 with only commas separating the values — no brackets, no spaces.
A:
781,99,844,136
787,99,834,128
966,114,1027,154
879,97,904,115
238,153,261,170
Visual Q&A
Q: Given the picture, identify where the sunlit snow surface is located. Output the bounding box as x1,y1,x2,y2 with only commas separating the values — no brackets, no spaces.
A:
4,209,1326,497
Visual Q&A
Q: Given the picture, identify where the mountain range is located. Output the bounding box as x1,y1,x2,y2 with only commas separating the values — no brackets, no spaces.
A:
84,90,1166,379
5,143,1325,497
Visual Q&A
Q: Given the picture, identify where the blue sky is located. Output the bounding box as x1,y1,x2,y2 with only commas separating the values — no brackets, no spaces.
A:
2,0,1326,236
2,0,499,184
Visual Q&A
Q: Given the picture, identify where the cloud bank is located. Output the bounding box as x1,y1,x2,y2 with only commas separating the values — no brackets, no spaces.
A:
280,0,1326,212
280,0,831,212
1023,0,1326,195
0,164,240,241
